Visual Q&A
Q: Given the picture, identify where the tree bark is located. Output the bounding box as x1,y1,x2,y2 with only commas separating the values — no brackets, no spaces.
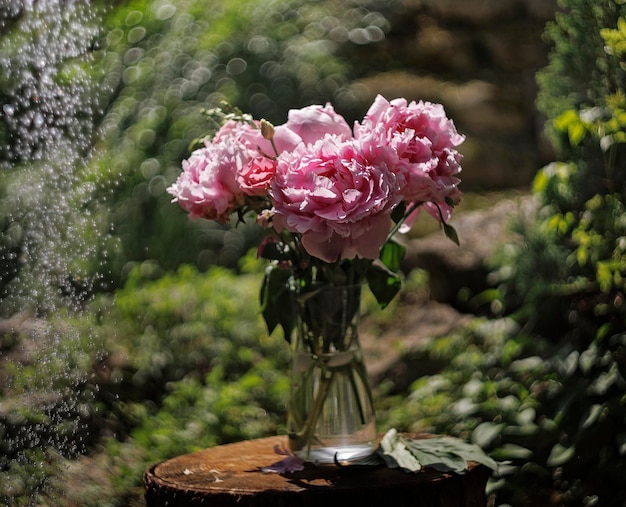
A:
144,435,489,507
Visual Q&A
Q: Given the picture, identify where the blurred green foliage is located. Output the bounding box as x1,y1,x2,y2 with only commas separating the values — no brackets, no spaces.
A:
1,258,291,506
0,0,405,311
537,0,626,196
72,262,291,506
91,0,400,287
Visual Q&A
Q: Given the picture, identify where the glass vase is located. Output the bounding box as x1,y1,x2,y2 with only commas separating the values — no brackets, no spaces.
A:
287,283,377,464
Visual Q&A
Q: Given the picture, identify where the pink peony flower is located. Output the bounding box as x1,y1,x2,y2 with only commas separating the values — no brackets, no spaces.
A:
355,94,464,207
166,141,242,223
273,103,352,153
237,156,277,196
212,119,274,155
167,120,273,222
270,135,400,263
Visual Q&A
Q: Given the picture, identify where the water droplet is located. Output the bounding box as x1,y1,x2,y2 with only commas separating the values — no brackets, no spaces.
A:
127,26,146,44
226,57,247,75
125,10,143,26
32,112,44,128
155,2,177,21
1,3,112,500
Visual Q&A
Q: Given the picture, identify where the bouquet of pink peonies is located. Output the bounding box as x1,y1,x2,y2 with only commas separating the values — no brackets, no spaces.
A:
168,95,464,338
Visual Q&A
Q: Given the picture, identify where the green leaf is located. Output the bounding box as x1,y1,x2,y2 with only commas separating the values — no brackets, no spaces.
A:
443,222,460,246
378,428,422,472
260,265,294,339
402,436,500,474
547,443,575,467
431,202,460,246
490,444,533,461
580,404,604,429
472,422,505,448
341,430,503,475
379,239,406,273
444,196,457,207
365,262,402,309
402,441,467,473
391,201,407,224
579,343,598,374
589,362,620,395
568,120,586,146
554,109,579,132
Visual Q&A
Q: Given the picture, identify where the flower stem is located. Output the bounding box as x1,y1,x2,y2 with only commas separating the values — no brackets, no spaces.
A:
294,363,335,457
387,201,423,241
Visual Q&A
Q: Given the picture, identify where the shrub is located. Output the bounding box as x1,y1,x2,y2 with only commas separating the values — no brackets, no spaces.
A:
0,259,292,506
537,0,626,161
484,1,626,504
380,2,626,505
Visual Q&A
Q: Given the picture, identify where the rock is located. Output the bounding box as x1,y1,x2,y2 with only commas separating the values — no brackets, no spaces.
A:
348,0,558,189
362,300,473,392
431,0,521,25
352,73,540,187
362,196,537,391
403,195,536,305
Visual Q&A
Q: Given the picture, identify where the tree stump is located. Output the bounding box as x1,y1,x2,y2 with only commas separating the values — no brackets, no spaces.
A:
144,435,490,507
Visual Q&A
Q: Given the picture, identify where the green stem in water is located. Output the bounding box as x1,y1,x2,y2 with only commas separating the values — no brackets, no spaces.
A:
348,357,370,425
295,363,336,457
